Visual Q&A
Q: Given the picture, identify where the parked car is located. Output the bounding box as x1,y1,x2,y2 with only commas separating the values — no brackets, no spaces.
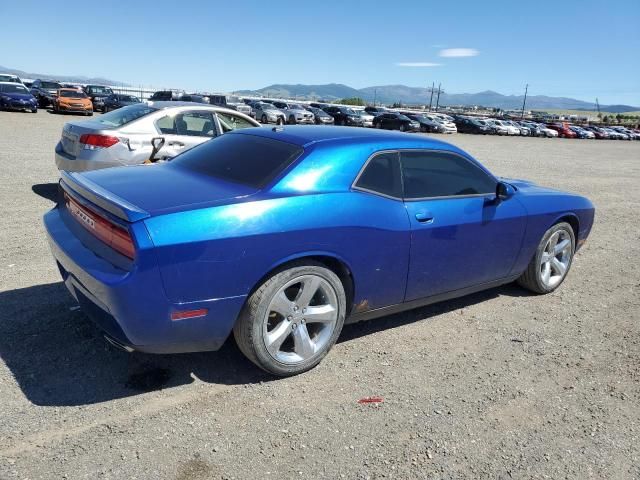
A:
0,74,24,84
253,102,286,124
54,102,259,172
505,120,530,136
103,94,141,112
546,123,577,138
53,88,93,115
601,128,626,140
404,112,448,133
178,93,208,104
610,126,640,140
270,102,315,125
83,85,115,113
583,126,609,139
149,90,182,102
44,126,595,376
209,95,253,117
373,112,420,132
483,119,511,135
30,79,63,107
420,114,456,133
323,106,365,126
355,110,375,127
306,106,335,125
454,117,493,134
0,82,38,112
569,126,595,139
364,106,387,117
309,102,330,109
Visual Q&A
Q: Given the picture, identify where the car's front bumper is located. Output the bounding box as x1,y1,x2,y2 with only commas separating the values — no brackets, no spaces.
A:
44,205,245,353
57,104,92,113
0,99,36,111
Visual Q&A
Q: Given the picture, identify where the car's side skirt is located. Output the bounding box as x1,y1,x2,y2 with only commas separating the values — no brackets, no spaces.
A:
346,274,521,324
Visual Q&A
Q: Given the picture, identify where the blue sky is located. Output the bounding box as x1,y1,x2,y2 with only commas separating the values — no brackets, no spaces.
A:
3,0,639,105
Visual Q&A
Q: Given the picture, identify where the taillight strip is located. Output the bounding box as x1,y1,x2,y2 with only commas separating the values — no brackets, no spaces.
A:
64,193,135,259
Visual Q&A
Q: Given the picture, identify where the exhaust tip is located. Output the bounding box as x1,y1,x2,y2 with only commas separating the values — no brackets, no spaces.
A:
104,335,135,353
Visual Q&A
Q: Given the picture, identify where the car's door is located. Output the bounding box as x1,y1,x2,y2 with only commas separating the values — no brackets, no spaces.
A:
401,149,527,301
154,110,218,160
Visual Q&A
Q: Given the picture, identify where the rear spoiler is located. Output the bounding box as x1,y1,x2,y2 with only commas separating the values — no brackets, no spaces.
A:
60,171,150,222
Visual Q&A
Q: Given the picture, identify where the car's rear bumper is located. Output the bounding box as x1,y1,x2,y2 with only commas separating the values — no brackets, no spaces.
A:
44,205,245,353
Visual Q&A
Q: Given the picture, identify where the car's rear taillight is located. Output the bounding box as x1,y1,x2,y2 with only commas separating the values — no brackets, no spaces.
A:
64,193,135,259
79,134,119,149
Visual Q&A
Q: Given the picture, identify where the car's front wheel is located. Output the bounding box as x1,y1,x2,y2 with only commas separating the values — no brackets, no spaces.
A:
234,261,346,376
517,222,575,294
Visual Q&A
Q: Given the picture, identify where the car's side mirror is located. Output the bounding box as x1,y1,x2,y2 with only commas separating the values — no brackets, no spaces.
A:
496,181,515,201
148,137,165,163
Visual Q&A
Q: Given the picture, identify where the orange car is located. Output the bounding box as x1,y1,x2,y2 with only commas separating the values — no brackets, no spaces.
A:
53,88,93,115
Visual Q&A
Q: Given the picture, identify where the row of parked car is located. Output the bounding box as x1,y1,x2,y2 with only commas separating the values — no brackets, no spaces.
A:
2,73,639,141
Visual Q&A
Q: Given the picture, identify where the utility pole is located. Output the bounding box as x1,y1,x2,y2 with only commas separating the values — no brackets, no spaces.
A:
428,81,435,111
435,83,442,112
521,83,529,119
373,88,377,106
595,98,601,115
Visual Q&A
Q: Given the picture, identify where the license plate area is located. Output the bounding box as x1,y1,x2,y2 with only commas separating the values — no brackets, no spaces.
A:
61,131,79,156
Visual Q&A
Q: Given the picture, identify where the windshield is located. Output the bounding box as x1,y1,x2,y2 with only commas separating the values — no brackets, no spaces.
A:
0,84,29,94
41,81,62,89
60,90,87,98
120,95,139,102
88,86,113,94
344,108,357,115
92,103,157,127
227,96,242,103
398,114,411,121
171,134,303,188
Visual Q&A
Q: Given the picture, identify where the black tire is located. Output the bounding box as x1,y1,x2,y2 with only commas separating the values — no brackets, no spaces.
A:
400,124,406,132
233,260,346,376
261,114,267,124
288,115,296,125
276,117,284,125
31,108,37,113
517,222,575,294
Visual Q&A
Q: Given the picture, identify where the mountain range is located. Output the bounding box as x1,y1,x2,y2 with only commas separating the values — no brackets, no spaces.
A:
237,83,639,113
0,65,127,88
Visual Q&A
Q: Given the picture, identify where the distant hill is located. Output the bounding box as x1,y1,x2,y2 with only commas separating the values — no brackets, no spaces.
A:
0,65,127,86
239,83,639,112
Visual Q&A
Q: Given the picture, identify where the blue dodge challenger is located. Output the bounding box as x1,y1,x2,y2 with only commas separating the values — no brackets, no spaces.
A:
45,126,594,376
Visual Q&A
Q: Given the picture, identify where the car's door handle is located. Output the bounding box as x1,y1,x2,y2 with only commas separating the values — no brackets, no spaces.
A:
415,212,434,223
168,141,185,147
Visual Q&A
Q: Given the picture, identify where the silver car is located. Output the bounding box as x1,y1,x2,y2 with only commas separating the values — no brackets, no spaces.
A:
252,102,286,124
55,102,260,172
271,101,315,125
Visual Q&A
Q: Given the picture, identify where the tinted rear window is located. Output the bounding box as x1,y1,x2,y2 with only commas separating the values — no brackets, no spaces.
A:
92,104,157,127
171,134,303,188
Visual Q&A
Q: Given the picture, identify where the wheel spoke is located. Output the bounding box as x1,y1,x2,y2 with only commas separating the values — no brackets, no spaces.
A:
541,262,551,284
270,291,292,317
551,258,567,277
292,324,315,359
540,251,553,263
547,232,559,251
304,305,336,324
554,239,570,255
265,320,292,355
295,276,321,308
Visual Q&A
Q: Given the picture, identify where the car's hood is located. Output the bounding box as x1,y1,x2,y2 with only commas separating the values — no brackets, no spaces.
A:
77,163,258,216
1,92,34,100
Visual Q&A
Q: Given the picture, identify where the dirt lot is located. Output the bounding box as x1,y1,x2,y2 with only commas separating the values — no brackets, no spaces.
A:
0,110,638,480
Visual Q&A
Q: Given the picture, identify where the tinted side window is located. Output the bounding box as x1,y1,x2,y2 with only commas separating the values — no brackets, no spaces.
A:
216,111,255,133
355,152,402,198
171,134,303,188
175,112,216,137
401,151,496,199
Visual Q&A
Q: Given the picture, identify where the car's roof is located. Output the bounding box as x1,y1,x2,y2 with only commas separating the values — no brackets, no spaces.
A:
230,125,456,150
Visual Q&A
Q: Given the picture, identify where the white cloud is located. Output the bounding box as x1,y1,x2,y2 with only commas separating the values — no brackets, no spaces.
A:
395,62,441,67
438,48,479,58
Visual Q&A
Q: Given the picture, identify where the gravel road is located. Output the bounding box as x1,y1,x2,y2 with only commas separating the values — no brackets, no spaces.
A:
1,110,638,479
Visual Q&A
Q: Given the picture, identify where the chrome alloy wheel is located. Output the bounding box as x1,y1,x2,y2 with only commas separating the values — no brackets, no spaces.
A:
539,229,572,288
263,275,339,365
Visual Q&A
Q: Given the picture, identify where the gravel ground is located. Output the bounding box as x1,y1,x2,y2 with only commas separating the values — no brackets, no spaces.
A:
0,110,639,480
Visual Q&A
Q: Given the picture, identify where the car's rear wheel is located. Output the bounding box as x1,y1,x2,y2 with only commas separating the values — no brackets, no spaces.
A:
400,124,406,132
234,261,346,376
260,114,267,124
517,222,575,294
276,117,285,125
289,115,296,125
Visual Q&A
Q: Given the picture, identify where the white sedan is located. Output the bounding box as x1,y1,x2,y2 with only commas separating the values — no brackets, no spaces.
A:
55,102,260,172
